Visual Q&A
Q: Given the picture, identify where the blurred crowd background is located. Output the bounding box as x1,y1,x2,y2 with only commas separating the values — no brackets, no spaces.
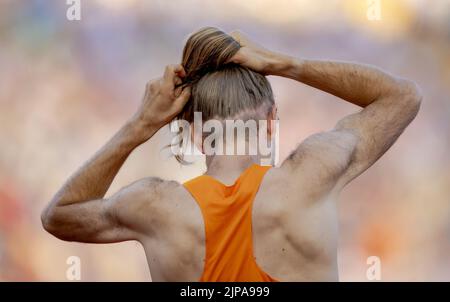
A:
0,0,449,281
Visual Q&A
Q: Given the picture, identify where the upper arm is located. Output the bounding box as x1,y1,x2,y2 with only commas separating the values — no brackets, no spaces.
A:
42,177,164,243
282,129,358,195
334,79,422,188
282,79,421,194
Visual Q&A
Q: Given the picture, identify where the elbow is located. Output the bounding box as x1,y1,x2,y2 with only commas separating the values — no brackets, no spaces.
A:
41,205,79,242
41,206,56,235
41,205,69,241
398,79,423,109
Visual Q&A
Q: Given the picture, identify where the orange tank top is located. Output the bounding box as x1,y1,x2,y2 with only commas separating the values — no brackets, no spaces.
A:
183,163,278,282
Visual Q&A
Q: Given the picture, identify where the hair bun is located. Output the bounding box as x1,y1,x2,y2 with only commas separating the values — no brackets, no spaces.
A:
181,27,241,87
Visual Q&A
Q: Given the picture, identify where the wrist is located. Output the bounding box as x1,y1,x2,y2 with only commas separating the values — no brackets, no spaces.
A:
268,55,303,79
125,116,160,144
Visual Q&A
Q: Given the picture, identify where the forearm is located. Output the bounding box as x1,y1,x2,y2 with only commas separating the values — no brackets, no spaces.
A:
41,64,190,242
269,56,407,108
48,118,157,208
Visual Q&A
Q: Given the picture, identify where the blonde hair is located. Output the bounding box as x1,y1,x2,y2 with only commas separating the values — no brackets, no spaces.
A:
173,27,274,163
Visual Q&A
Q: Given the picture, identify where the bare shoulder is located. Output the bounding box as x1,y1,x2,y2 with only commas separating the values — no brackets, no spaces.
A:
278,129,359,192
110,177,182,235
113,177,179,207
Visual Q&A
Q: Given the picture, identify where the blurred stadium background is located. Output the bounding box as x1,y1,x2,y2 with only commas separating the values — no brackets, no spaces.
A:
0,0,449,281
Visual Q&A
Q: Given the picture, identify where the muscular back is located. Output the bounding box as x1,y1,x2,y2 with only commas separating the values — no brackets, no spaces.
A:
132,130,358,281
41,38,422,281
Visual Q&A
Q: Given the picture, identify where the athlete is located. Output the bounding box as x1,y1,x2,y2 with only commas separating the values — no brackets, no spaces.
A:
41,27,422,281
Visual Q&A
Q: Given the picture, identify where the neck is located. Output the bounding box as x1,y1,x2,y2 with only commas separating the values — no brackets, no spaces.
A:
205,155,261,186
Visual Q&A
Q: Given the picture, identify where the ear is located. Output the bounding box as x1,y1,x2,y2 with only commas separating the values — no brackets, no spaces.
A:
267,104,278,137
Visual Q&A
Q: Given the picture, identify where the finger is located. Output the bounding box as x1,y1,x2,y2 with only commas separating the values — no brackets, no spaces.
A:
173,77,183,97
229,30,242,43
163,64,187,91
174,86,191,109
174,76,182,86
226,52,242,64
162,64,178,88
175,65,186,78
227,30,247,64
230,30,251,47
165,64,185,80
230,30,258,51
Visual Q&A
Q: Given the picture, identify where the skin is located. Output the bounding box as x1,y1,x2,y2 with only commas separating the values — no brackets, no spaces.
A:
42,31,422,281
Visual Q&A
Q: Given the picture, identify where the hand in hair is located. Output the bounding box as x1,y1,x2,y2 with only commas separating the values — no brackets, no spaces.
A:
42,64,191,244
228,30,292,76
133,64,191,134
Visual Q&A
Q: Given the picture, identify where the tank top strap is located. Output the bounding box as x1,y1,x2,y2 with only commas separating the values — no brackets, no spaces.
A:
183,164,271,204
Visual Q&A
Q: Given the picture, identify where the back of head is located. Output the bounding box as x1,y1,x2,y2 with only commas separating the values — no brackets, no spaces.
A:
178,27,274,122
